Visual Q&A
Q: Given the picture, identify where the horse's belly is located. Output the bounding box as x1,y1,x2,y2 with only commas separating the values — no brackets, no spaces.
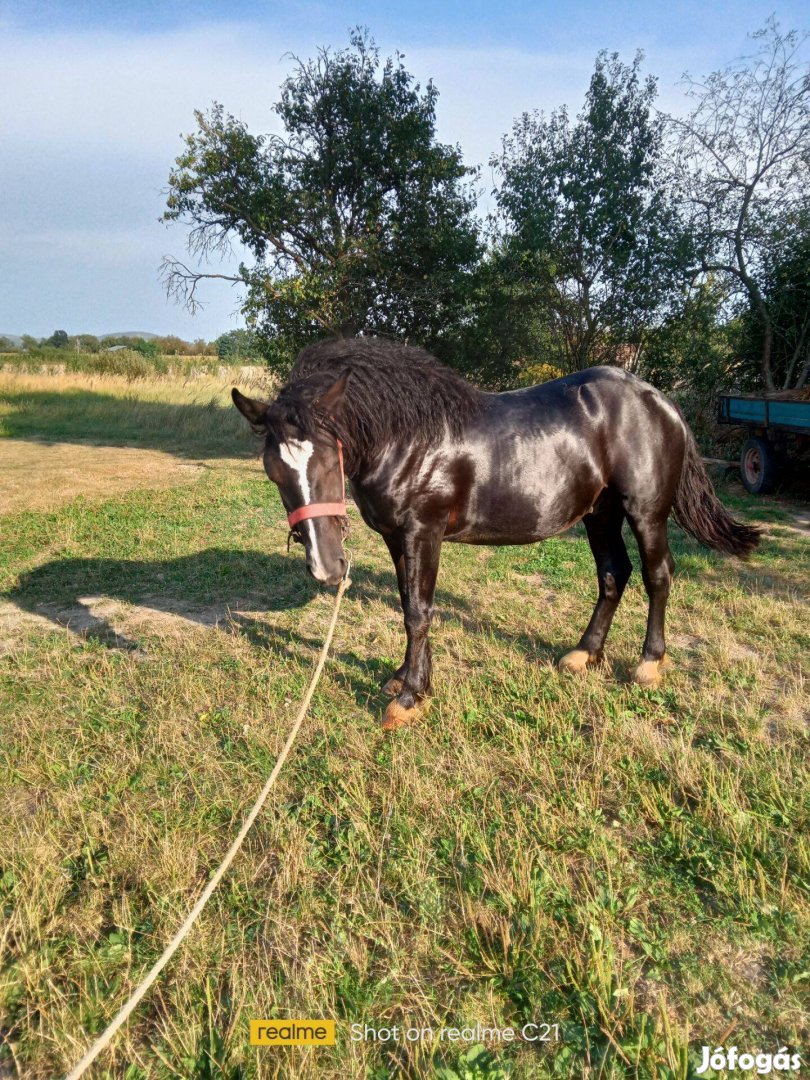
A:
444,486,592,544
444,460,600,544
446,528,555,545
445,514,582,546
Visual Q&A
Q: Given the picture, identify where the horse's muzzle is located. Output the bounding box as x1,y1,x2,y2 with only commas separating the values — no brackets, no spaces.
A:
307,558,348,587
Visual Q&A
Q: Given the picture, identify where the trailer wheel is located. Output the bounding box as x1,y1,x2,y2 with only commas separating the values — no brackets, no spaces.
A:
740,436,778,494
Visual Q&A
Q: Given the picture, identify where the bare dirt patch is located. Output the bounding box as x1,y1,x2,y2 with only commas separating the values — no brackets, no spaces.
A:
0,439,251,514
669,632,704,651
727,642,760,661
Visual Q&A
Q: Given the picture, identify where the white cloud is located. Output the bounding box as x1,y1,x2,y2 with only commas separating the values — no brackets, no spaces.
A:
1,22,290,153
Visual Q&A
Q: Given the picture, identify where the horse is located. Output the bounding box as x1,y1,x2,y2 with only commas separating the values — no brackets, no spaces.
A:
232,337,760,731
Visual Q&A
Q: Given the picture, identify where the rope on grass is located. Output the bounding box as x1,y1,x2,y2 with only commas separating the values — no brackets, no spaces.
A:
64,567,352,1080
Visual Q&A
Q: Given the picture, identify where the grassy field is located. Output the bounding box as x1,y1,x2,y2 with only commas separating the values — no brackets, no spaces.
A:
1,368,808,1078
0,350,236,381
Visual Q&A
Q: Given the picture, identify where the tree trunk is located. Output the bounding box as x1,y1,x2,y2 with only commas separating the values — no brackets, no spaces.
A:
734,188,775,392
759,307,775,392
739,271,775,391
782,317,810,390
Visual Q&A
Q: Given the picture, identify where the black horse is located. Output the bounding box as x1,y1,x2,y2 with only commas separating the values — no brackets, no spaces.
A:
233,338,759,730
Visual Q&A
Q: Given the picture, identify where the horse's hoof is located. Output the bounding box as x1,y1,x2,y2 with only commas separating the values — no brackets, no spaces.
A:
633,655,670,687
558,649,601,674
381,700,423,732
381,676,403,697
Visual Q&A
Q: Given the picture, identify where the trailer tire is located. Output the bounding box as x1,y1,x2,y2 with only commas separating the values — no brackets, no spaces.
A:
740,436,779,494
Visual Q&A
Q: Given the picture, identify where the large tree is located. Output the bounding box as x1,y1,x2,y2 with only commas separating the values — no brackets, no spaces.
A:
638,279,748,397
670,19,810,390
45,330,69,350
492,51,690,372
440,245,569,388
162,30,481,366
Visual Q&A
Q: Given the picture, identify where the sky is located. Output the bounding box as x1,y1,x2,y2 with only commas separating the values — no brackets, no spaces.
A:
1,0,807,342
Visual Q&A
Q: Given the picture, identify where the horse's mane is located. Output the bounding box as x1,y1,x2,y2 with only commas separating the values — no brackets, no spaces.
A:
271,337,484,466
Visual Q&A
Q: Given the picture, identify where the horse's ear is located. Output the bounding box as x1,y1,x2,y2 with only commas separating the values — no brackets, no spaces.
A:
232,388,269,427
314,370,350,414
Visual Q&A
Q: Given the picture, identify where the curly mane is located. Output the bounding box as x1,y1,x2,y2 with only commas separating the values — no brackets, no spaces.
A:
271,337,484,467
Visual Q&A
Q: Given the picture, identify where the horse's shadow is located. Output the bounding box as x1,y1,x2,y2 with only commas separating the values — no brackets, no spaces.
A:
4,548,562,707
6,523,801,698
5,549,380,651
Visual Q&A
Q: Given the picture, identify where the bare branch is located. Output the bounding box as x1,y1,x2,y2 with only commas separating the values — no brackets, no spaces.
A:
160,256,245,314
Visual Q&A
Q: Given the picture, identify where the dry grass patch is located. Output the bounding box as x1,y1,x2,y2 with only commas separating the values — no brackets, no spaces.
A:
0,439,218,514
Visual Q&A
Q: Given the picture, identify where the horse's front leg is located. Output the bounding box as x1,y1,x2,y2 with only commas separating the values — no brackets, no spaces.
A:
382,531,441,731
381,534,409,696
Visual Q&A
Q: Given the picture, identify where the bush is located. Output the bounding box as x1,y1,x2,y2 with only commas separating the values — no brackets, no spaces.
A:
131,339,162,359
0,348,258,381
515,360,564,387
75,350,169,379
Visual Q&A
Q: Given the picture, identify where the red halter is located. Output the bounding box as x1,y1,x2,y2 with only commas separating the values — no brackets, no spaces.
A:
286,439,346,528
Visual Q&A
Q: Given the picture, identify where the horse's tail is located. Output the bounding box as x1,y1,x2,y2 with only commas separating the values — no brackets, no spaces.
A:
672,425,761,557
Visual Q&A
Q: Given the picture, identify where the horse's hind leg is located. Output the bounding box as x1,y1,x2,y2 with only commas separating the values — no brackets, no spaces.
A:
625,513,675,687
559,498,632,674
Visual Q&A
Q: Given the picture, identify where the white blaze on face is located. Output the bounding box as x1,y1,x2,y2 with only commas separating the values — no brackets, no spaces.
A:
280,438,327,578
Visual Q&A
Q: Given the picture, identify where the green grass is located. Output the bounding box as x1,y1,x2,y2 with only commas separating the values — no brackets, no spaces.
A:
1,372,808,1078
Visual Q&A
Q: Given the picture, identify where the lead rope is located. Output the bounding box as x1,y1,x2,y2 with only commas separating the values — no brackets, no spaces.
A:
64,563,352,1080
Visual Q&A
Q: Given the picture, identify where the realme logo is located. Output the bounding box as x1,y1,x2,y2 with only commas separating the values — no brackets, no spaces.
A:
250,1020,336,1046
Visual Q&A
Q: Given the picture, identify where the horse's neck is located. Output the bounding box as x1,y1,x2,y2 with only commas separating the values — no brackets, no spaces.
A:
348,429,459,492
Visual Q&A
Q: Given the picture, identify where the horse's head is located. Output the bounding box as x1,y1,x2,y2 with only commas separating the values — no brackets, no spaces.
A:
232,373,349,586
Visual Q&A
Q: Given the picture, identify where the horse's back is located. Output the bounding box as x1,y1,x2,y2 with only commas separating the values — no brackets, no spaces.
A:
486,366,683,439
492,365,639,405
470,365,688,521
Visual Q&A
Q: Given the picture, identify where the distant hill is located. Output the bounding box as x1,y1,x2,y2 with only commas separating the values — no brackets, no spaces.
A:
0,331,161,347
99,331,160,341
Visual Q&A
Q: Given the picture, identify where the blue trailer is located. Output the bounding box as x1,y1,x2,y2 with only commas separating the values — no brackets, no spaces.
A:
717,393,810,493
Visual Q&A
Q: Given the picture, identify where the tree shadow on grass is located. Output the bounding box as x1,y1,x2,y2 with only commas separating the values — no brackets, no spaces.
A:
0,388,256,460
669,525,809,602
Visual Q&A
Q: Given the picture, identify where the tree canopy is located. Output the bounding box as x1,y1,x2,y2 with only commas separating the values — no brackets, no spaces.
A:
491,52,691,372
215,328,264,361
163,29,481,367
161,22,809,400
737,202,810,390
45,330,69,350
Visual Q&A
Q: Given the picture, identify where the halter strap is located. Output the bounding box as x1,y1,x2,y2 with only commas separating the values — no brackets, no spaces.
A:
286,439,346,528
